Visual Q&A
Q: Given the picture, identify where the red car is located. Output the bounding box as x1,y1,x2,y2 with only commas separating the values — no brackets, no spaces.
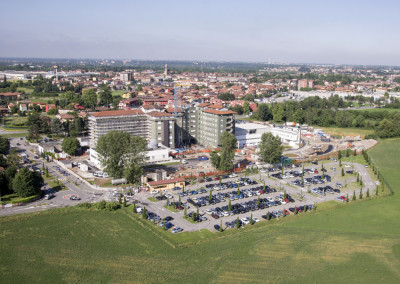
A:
213,177,220,181
314,170,319,174
282,209,290,215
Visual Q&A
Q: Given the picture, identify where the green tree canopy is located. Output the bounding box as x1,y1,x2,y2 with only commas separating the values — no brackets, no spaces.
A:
217,93,235,101
98,85,113,106
210,132,237,171
12,167,44,197
0,135,10,154
259,132,283,165
82,89,97,108
96,131,148,182
62,137,80,156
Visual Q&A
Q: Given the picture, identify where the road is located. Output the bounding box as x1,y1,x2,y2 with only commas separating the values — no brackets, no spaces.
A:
0,137,108,216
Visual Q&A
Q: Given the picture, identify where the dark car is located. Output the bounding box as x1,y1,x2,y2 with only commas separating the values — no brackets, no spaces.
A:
214,224,221,231
165,222,174,229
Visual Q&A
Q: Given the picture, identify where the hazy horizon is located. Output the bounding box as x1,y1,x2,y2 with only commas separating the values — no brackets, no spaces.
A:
1,0,399,66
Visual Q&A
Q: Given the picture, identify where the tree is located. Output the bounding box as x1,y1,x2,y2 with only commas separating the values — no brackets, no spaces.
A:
123,197,127,207
266,211,270,221
257,196,261,206
184,206,187,217
255,103,271,121
118,195,122,204
50,118,63,135
243,101,250,115
12,167,44,197
338,150,342,160
228,200,232,212
219,132,237,171
178,195,181,207
250,213,253,225
346,193,349,203
366,188,370,198
210,132,237,171
96,131,147,182
352,190,356,201
209,190,212,202
236,217,240,228
272,104,284,122
294,206,298,215
141,207,147,219
341,168,344,177
0,135,10,154
82,89,97,108
62,137,80,156
219,220,223,232
359,189,363,199
210,151,221,170
98,85,113,106
132,202,137,212
259,132,283,165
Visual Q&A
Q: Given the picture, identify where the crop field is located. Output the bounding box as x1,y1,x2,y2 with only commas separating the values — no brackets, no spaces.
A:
1,139,400,283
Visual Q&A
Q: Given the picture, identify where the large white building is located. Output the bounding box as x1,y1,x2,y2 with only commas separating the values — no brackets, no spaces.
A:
235,123,301,149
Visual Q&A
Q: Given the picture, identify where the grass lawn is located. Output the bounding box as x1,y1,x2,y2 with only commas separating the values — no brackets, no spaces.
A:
355,108,400,113
112,90,125,97
1,139,400,282
2,131,28,138
3,116,28,126
17,87,34,94
163,204,180,212
147,197,158,202
316,126,374,138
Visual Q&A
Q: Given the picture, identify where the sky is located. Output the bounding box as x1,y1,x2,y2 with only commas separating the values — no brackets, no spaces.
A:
1,0,399,65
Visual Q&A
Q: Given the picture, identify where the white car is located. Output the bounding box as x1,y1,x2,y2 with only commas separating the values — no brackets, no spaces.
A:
344,164,351,168
205,209,213,215
166,194,173,199
375,181,380,185
182,160,188,164
229,173,237,178
241,217,250,225
267,197,274,202
253,217,260,223
151,190,158,195
260,168,268,173
222,211,229,217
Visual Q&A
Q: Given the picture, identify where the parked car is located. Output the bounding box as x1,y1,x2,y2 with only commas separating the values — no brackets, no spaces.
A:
171,227,183,234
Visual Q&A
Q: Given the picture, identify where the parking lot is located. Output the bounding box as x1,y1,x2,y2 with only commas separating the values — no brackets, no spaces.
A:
129,159,376,233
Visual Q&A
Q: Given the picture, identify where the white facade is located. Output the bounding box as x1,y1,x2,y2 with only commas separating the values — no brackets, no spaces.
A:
89,146,172,170
235,123,301,149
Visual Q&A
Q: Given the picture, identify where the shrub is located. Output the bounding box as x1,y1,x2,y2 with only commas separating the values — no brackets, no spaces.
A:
96,200,107,210
77,202,92,209
105,202,120,211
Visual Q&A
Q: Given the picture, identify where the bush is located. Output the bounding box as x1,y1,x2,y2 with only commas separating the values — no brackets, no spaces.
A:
77,202,92,209
105,202,120,211
96,200,107,210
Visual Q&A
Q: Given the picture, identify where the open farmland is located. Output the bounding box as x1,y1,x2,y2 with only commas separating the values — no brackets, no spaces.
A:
1,139,400,283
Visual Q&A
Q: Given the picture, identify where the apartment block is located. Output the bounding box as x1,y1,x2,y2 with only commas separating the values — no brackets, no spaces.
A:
88,109,175,148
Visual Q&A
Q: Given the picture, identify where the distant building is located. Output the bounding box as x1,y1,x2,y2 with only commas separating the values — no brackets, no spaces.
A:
298,79,314,90
120,72,134,82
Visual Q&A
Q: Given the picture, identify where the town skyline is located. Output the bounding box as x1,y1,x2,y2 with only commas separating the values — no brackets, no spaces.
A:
1,0,400,66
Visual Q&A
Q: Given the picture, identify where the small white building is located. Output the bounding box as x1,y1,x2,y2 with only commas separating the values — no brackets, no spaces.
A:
235,123,301,149
89,144,172,170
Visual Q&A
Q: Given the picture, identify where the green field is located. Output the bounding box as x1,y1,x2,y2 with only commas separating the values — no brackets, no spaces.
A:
355,108,400,113
1,139,400,283
317,126,374,138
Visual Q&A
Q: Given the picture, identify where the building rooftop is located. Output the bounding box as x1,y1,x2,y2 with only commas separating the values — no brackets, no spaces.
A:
202,109,236,115
147,111,174,117
147,177,185,186
90,109,144,117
